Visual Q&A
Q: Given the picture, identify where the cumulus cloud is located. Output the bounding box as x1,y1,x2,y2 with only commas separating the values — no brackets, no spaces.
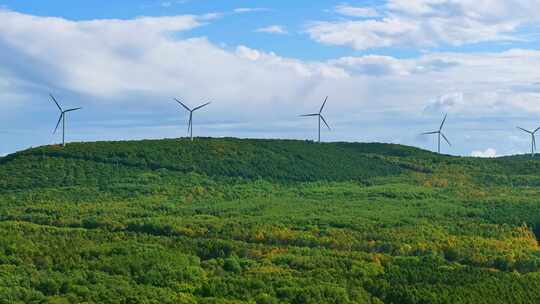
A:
471,148,497,158
255,25,288,35
0,9,352,119
334,5,380,18
1,9,540,116
307,0,540,50
0,10,206,98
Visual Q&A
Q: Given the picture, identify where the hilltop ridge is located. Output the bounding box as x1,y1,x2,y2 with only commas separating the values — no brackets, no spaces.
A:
2,137,540,188
1,138,433,184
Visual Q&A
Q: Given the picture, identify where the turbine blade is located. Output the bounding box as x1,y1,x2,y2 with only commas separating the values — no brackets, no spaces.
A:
421,131,439,135
64,107,82,112
320,115,331,130
53,113,63,134
439,113,447,131
50,94,62,111
319,96,328,114
517,127,532,134
441,133,451,146
300,113,319,117
193,102,211,111
535,127,540,134
534,135,537,151
174,98,191,111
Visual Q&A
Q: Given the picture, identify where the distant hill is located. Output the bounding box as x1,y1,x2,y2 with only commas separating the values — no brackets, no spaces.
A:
2,137,540,188
1,138,540,303
0,138,431,189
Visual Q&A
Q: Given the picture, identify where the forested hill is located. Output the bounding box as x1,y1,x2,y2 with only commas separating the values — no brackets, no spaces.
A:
1,138,433,183
2,138,540,303
2,137,540,188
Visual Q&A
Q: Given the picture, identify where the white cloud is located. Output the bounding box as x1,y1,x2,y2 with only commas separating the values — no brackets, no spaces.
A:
329,55,410,76
1,9,540,117
471,148,497,158
425,92,465,113
307,0,540,50
0,10,207,98
200,12,224,20
255,25,288,35
1,9,540,115
334,5,379,18
0,9,351,118
234,8,269,14
235,46,347,78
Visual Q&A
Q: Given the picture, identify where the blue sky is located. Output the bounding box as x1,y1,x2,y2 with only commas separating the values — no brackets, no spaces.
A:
1,0,540,157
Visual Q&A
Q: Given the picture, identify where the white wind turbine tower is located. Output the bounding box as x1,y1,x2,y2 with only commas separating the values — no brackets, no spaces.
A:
517,126,540,157
50,94,82,147
174,98,211,141
300,96,331,143
422,113,451,154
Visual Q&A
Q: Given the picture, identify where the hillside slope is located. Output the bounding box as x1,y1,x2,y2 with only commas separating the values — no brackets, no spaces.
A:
1,138,540,303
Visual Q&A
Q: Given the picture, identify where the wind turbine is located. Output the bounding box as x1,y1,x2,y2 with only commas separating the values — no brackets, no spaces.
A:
517,126,540,157
300,96,331,143
422,113,451,154
174,98,211,141
50,94,82,147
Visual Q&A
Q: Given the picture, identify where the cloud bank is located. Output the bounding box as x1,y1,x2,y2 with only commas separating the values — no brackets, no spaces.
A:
0,8,539,156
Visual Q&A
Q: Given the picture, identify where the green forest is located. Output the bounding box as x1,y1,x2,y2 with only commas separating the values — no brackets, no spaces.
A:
1,137,540,303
